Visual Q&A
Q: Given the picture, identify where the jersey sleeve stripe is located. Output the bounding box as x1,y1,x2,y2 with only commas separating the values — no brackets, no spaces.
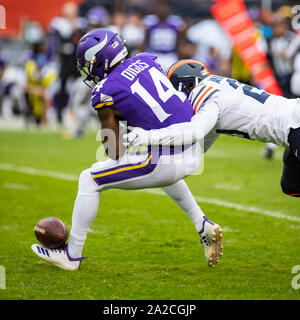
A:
94,101,114,109
190,85,206,106
193,86,213,113
201,89,220,105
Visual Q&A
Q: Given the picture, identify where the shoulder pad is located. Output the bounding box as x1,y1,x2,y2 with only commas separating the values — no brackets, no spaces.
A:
135,52,158,62
91,78,114,110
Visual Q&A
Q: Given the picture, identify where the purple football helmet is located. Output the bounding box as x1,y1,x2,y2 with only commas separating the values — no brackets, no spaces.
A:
76,28,128,87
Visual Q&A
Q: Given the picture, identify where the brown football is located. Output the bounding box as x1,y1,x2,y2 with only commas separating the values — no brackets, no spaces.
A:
34,217,68,249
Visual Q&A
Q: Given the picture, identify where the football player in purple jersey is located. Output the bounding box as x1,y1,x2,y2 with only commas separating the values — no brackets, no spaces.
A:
31,28,223,270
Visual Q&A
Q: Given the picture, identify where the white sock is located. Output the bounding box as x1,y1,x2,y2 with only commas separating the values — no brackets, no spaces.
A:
68,191,100,258
68,169,100,258
162,180,205,232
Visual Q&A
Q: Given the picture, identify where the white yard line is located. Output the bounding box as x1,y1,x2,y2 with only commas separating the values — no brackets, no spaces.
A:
0,162,299,223
214,183,241,191
138,189,300,223
0,163,78,181
3,183,31,190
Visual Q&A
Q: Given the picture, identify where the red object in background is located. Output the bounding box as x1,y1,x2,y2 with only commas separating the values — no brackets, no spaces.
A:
211,0,282,96
0,0,83,38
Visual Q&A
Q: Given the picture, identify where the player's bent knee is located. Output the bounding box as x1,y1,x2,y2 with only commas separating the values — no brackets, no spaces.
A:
78,168,99,196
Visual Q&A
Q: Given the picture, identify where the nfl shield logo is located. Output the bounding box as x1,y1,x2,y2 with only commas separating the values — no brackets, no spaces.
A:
112,41,119,49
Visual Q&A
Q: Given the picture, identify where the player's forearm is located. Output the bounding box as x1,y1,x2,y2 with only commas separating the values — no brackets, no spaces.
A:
146,121,203,146
146,102,219,146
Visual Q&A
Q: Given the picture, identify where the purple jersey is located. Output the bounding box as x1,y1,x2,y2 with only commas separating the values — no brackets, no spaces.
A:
91,53,193,130
143,15,185,54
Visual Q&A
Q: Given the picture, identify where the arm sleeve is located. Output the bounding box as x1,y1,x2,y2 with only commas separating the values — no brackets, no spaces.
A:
147,101,219,146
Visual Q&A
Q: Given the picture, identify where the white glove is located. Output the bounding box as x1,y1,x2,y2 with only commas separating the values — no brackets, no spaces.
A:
123,126,150,149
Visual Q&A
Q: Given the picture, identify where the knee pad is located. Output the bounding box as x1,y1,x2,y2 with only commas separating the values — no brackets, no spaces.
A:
78,168,100,196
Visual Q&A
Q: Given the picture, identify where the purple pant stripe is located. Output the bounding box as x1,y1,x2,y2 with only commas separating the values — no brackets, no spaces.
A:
92,154,152,176
92,161,157,186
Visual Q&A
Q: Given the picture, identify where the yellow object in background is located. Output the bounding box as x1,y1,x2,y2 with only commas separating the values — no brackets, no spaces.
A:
231,49,251,83
25,60,57,120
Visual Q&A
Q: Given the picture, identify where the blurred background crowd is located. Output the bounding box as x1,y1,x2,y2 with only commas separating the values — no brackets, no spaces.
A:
0,0,299,139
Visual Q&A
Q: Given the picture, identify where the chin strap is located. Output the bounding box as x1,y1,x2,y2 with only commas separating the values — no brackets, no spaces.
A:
88,56,96,74
178,82,183,91
103,58,109,78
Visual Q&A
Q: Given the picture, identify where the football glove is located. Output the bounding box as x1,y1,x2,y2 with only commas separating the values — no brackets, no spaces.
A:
123,126,150,149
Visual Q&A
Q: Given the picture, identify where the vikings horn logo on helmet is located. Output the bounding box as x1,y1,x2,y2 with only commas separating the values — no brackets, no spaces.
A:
84,33,108,61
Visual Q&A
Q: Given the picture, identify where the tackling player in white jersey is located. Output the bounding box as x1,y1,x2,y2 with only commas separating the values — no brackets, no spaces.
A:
125,59,300,197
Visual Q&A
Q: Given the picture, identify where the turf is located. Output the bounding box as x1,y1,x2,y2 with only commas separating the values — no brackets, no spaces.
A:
0,129,299,300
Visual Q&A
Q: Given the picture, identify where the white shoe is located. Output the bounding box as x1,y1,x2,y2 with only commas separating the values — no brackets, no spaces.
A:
31,244,84,270
199,217,223,267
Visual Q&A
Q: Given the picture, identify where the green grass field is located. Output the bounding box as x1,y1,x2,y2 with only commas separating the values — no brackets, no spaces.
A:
0,129,299,300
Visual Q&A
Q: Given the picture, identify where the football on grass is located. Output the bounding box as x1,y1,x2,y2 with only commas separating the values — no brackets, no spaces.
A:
34,217,68,249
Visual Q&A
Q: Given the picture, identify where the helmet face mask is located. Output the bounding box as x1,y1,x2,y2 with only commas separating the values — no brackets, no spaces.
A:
77,60,100,88
166,59,210,95
176,75,202,94
76,28,128,88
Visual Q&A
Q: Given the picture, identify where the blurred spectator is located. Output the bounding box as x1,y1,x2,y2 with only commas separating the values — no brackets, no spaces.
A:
204,47,222,75
0,51,7,116
23,42,57,126
48,1,87,123
260,8,274,40
142,0,186,70
122,10,145,57
291,52,300,97
0,45,27,120
86,6,110,30
107,11,126,35
79,0,113,17
286,34,300,97
23,21,45,45
268,16,295,98
178,37,197,60
0,43,7,94
64,76,95,139
186,19,232,76
277,5,293,21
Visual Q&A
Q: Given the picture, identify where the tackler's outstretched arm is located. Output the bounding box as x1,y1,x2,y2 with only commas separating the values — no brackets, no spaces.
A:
124,101,219,148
